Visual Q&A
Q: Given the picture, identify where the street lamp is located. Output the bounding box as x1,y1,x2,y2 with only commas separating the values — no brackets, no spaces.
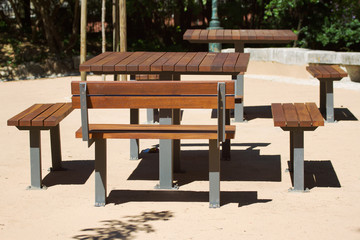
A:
208,0,222,52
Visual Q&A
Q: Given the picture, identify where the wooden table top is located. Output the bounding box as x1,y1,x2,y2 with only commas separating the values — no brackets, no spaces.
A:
183,29,297,44
79,51,250,75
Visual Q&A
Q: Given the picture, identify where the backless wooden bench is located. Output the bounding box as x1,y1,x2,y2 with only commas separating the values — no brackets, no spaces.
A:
71,81,235,208
306,65,348,122
7,103,73,189
271,103,324,191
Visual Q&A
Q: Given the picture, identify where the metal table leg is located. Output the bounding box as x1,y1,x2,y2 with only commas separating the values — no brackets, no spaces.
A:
50,125,63,170
95,139,107,206
233,74,244,122
28,129,43,189
209,139,220,208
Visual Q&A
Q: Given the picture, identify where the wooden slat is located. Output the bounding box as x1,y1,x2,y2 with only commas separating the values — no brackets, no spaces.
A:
315,65,332,78
44,103,73,127
126,52,154,72
294,103,312,127
305,102,324,126
208,30,217,40
102,52,132,72
183,29,194,40
271,103,286,127
306,66,322,78
210,53,228,72
199,30,209,40
223,52,240,72
32,103,65,126
114,52,145,72
187,52,207,72
234,53,250,73
19,104,53,126
283,29,298,40
71,81,234,95
323,65,341,78
190,29,201,40
223,30,232,40
7,104,43,126
150,52,176,72
231,30,240,40
247,30,257,40
199,53,217,72
263,30,274,40
215,29,224,40
72,96,235,109
175,52,197,72
255,30,265,40
239,30,249,40
163,52,187,71
138,52,166,72
91,52,125,72
79,52,112,72
331,65,348,78
76,124,236,140
282,103,299,127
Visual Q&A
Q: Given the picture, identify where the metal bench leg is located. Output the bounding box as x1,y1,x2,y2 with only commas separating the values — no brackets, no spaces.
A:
325,81,335,122
156,109,177,189
209,139,220,208
130,109,139,160
290,129,305,191
95,139,107,206
222,109,231,161
289,130,294,172
233,74,244,122
28,129,44,189
50,125,62,170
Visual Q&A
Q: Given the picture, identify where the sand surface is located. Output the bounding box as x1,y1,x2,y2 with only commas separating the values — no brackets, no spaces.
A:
1,61,360,239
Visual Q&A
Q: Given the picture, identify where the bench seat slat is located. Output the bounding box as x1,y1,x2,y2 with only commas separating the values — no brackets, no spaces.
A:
32,103,66,126
75,124,236,140
44,103,73,126
294,103,312,127
7,104,42,126
19,104,53,126
271,103,286,127
306,65,348,80
282,103,299,127
305,102,324,126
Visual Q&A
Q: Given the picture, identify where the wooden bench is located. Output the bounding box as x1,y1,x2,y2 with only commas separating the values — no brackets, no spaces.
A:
7,103,73,189
306,65,348,122
271,103,324,191
71,80,235,208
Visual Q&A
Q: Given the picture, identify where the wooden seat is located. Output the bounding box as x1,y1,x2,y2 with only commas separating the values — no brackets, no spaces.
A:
271,103,324,192
7,103,73,189
306,65,348,122
71,80,235,208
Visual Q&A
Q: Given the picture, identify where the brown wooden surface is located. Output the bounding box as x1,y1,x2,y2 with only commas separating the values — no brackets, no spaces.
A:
7,103,73,127
183,29,297,44
79,51,249,74
75,124,236,140
306,65,348,79
271,103,324,127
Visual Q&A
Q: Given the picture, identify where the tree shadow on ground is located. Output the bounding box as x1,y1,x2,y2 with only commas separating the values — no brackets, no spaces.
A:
73,211,173,240
42,160,94,187
129,143,281,186
287,160,341,190
107,190,271,208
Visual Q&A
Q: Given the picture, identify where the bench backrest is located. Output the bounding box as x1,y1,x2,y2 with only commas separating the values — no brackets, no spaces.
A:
71,81,234,145
71,81,234,109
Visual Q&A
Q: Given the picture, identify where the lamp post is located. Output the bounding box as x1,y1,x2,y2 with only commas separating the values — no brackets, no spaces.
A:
208,0,222,52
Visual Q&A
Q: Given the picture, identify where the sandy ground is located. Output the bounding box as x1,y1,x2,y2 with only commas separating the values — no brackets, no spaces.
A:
1,61,360,239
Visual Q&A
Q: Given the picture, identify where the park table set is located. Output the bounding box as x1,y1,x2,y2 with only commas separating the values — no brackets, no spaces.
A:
79,51,250,190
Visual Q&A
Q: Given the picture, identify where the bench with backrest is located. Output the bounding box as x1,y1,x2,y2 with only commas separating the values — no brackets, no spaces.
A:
7,103,73,189
306,64,348,122
271,103,324,191
71,80,235,208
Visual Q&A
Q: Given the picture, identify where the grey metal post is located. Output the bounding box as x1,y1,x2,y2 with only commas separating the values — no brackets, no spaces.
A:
50,125,62,170
146,109,157,124
29,129,43,189
209,139,220,208
156,109,177,189
292,130,304,191
208,0,222,52
233,74,244,122
325,80,335,122
130,108,139,160
95,139,107,206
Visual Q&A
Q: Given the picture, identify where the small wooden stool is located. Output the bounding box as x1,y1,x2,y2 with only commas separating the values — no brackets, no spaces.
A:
271,103,324,191
8,103,73,189
306,65,348,122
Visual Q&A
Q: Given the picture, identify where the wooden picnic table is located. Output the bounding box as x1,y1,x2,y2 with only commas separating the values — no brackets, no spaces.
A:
79,51,250,190
183,29,298,52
